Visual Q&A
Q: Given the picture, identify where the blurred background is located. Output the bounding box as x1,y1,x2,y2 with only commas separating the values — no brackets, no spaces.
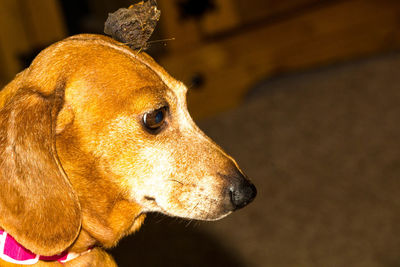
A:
1,0,400,266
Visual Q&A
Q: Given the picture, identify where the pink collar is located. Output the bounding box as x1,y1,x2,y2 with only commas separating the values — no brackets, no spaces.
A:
0,229,91,265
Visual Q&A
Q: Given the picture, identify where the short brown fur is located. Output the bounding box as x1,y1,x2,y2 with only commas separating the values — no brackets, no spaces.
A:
0,34,254,266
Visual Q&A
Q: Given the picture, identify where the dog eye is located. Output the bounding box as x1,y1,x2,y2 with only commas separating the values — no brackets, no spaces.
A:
143,106,168,132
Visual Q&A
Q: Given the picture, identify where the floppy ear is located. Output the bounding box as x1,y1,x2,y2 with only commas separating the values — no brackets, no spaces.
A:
0,81,81,256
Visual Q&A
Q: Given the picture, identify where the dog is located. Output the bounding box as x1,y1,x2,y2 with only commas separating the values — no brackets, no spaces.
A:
0,34,256,266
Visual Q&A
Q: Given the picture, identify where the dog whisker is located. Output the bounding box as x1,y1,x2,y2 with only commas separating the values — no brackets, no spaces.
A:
168,179,184,186
186,198,202,219
185,219,194,227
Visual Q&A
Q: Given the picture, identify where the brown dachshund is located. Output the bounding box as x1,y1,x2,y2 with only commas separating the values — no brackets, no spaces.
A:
0,34,256,266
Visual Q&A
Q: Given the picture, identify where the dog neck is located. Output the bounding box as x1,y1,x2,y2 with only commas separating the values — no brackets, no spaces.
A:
0,207,145,265
0,229,92,265
71,204,146,250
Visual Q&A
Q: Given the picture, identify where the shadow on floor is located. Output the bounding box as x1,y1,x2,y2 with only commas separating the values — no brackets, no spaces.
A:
109,213,245,267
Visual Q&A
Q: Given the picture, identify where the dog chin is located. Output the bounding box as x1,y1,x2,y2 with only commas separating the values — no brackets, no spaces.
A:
163,210,232,222
141,197,232,221
198,211,232,221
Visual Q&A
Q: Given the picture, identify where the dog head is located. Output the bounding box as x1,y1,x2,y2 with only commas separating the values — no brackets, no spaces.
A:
0,34,256,255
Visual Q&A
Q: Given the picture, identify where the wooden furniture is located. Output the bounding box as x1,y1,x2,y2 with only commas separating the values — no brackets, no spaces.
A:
156,0,400,119
0,0,66,84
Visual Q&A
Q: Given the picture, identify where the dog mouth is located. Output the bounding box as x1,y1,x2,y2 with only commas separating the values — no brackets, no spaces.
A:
142,195,168,214
141,194,232,221
144,196,156,202
143,195,182,216
143,195,159,209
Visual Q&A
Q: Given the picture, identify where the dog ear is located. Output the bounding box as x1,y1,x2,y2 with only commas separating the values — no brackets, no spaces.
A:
0,81,81,256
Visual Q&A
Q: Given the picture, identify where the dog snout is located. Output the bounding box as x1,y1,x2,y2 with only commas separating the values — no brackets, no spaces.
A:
230,177,257,210
222,170,257,211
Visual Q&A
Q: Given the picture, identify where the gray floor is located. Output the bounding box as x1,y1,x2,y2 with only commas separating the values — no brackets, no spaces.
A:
111,52,400,267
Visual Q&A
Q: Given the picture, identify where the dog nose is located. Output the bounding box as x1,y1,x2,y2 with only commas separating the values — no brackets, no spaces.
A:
229,177,257,210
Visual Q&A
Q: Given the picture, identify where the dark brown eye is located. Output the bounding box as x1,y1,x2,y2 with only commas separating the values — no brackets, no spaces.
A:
143,106,168,132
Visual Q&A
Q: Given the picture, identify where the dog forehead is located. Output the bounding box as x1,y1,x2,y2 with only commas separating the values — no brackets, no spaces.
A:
25,34,188,120
62,46,184,123
78,48,164,93
75,40,184,96
74,35,188,98
27,34,187,99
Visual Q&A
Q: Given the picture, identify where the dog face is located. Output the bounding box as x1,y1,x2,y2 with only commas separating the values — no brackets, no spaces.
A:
56,36,256,221
0,34,256,256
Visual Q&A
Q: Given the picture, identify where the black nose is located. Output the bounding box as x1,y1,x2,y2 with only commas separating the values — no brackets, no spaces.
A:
229,177,257,210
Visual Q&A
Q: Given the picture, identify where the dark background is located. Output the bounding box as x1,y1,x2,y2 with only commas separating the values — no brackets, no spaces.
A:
1,0,400,266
